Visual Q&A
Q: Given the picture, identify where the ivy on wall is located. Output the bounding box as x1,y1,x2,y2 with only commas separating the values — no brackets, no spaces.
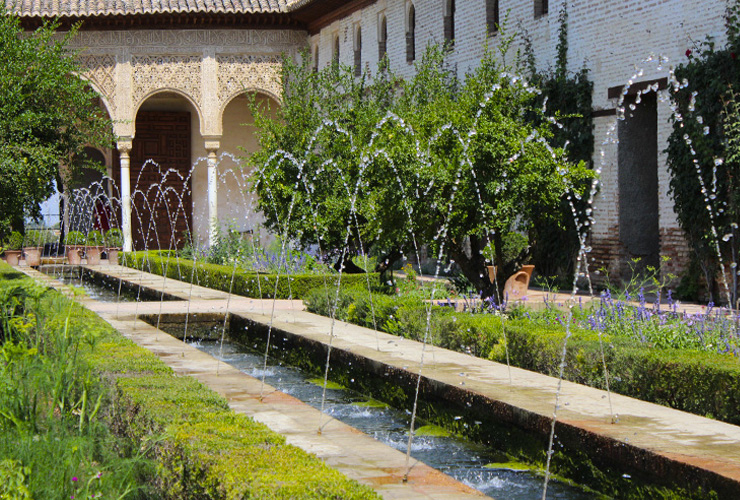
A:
523,4,594,281
666,2,740,305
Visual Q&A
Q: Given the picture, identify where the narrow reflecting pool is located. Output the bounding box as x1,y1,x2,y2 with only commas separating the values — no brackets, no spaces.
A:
194,340,597,500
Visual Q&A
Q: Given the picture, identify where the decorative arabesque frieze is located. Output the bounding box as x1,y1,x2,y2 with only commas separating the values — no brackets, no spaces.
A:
67,30,306,50
132,55,202,107
217,54,282,106
77,54,117,113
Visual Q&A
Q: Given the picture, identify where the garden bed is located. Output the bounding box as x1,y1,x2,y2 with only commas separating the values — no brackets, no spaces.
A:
304,285,740,425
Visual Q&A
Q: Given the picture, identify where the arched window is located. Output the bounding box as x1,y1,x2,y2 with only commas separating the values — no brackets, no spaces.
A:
313,44,319,71
406,3,415,63
444,0,455,46
354,25,362,76
333,33,340,65
486,0,500,34
378,13,388,61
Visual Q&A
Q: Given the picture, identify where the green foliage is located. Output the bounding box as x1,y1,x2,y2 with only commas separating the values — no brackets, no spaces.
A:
122,251,375,299
0,12,113,239
523,3,594,279
104,228,123,248
483,232,529,266
305,282,740,424
87,230,104,246
0,264,154,499
666,3,740,305
185,227,331,274
3,232,23,251
503,319,740,424
64,231,87,246
0,459,31,500
304,285,504,358
249,41,593,297
24,228,57,247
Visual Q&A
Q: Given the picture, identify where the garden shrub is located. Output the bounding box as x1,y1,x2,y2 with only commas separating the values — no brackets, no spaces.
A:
304,286,504,358
122,251,377,300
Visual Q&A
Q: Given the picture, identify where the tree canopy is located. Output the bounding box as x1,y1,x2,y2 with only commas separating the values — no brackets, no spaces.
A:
0,12,113,240
249,44,593,297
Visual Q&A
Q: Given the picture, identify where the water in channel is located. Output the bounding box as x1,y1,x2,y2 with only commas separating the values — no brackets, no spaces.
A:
193,339,596,500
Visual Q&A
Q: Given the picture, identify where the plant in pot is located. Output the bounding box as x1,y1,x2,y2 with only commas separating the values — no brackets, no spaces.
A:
104,228,123,264
23,229,55,267
2,232,24,266
64,231,86,265
85,230,105,265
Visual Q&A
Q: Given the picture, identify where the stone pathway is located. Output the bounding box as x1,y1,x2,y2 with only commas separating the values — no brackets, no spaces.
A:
21,264,740,499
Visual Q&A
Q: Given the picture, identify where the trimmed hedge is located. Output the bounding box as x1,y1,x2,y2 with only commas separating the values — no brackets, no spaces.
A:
122,251,379,300
305,285,506,358
0,263,379,499
306,286,740,425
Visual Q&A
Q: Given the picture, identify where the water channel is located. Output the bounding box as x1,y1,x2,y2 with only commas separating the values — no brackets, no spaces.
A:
190,336,596,500
48,267,597,499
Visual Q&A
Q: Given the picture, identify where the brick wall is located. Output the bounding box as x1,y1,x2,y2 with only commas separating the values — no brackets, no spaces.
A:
310,0,728,284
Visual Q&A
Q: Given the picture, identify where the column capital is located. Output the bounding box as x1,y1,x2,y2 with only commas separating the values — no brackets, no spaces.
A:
204,136,221,153
117,138,133,155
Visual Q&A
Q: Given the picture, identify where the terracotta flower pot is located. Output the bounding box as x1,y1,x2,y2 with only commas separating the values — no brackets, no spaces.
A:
85,246,104,265
106,247,120,264
23,247,42,267
66,246,83,265
4,250,22,266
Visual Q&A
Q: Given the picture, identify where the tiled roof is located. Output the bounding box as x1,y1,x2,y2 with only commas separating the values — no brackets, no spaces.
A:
4,0,312,17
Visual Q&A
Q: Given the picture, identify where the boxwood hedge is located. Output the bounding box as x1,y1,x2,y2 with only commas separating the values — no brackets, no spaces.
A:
121,251,378,300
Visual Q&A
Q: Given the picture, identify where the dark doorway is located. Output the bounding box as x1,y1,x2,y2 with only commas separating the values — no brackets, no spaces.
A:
68,147,108,234
124,111,192,250
618,93,659,275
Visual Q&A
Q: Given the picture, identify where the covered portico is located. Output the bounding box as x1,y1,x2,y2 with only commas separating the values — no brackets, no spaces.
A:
72,30,293,251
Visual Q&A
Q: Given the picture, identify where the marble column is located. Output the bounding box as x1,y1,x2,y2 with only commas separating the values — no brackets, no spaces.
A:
205,139,221,247
118,139,133,252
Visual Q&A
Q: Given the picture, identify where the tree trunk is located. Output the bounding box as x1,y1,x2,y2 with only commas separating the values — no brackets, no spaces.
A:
374,248,402,278
450,235,496,299
334,253,366,274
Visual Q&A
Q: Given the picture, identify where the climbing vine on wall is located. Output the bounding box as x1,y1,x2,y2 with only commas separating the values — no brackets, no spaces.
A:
523,3,594,281
666,1,740,304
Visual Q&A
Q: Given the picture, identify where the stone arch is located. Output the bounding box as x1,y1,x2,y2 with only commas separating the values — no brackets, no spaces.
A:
333,32,340,64
133,88,205,138
75,75,115,123
217,90,281,235
354,24,363,76
216,86,281,137
444,0,455,45
378,12,388,60
220,87,281,120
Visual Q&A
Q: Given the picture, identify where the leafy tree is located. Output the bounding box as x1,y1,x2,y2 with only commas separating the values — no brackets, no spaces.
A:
0,12,113,240
249,44,592,297
250,54,405,273
401,45,592,297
